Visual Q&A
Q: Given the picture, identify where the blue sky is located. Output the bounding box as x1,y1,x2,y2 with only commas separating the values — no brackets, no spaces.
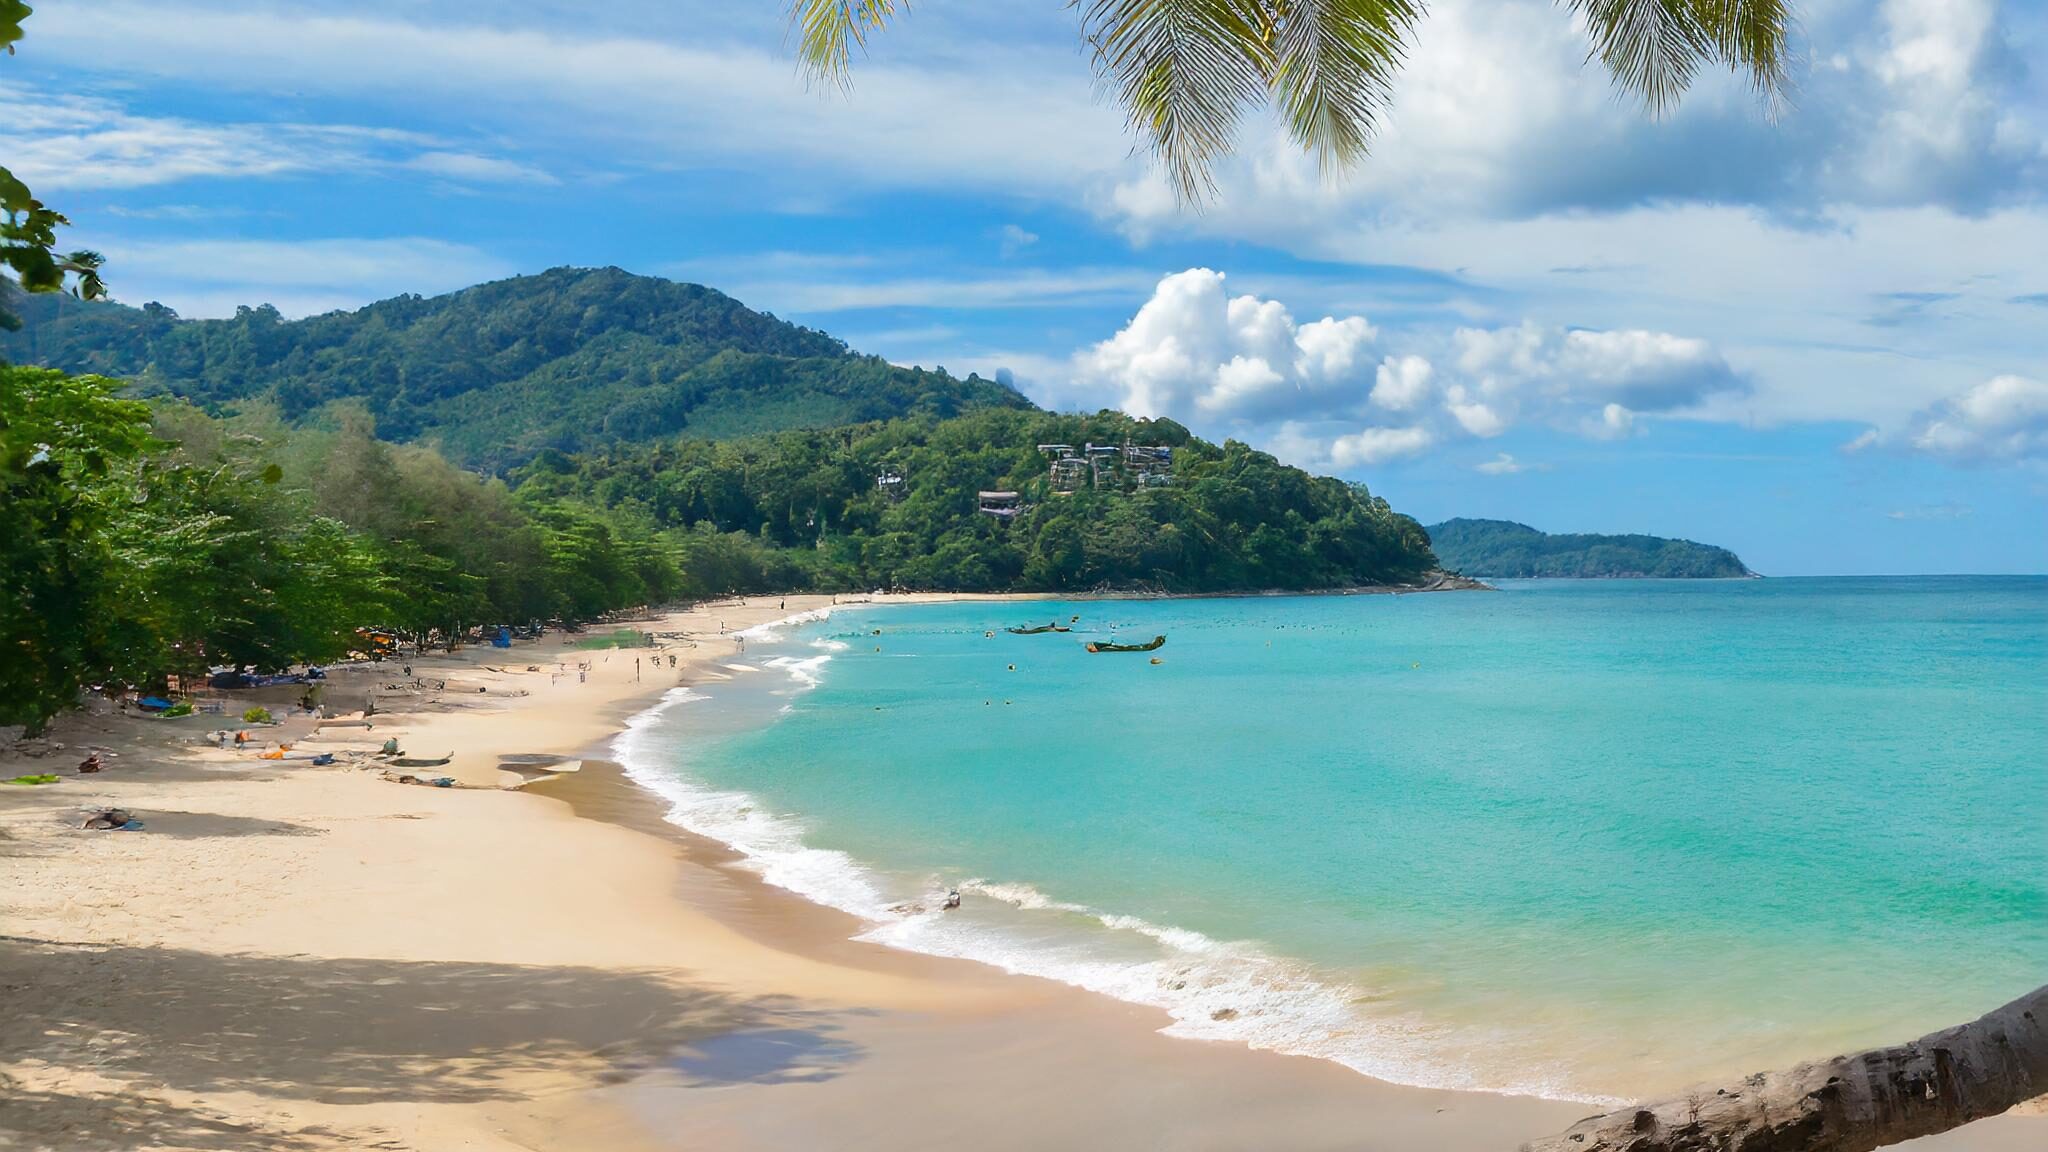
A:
4,0,2045,574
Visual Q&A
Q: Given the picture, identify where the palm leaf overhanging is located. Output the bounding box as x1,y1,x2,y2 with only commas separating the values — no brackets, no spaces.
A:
786,0,1795,202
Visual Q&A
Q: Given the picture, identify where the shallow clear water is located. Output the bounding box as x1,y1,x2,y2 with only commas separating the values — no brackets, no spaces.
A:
618,578,2048,1101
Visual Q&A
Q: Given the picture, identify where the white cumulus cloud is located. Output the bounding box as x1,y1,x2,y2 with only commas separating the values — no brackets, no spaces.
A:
1371,354,1434,411
1905,374,2048,462
1056,269,1747,473
1454,323,1745,415
1068,268,1379,424
1331,425,1435,467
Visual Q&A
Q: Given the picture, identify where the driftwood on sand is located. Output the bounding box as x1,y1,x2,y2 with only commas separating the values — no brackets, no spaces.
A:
1524,984,2047,1152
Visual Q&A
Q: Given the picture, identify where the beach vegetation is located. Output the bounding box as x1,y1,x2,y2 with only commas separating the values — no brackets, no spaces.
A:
240,706,272,725
1,366,681,733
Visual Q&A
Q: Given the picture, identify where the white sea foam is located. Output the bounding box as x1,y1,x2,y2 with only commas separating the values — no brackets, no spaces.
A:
610,664,1614,1106
611,688,894,919
734,605,839,643
763,653,832,690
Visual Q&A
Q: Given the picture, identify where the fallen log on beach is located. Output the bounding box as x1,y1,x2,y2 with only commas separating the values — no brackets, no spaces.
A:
1522,983,2047,1152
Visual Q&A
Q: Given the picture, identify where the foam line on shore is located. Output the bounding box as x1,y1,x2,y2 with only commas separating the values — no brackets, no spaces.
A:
734,604,841,642
610,671,1617,1107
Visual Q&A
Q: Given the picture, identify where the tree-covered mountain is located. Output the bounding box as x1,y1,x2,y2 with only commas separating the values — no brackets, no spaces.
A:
1426,518,1753,578
0,267,1030,468
520,408,1436,593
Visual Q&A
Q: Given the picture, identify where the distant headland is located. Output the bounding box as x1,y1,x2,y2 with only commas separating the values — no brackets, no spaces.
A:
1425,518,1755,579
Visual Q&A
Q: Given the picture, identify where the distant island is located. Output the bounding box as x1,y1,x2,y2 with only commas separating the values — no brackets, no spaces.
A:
1425,519,1754,578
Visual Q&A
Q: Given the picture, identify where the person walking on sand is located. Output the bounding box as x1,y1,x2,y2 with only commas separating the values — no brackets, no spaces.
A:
635,657,642,682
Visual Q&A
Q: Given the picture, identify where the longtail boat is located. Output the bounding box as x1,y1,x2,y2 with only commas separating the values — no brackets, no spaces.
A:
1005,622,1071,635
1085,635,1166,653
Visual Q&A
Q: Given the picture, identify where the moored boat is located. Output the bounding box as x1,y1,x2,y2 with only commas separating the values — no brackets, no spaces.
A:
1085,635,1166,653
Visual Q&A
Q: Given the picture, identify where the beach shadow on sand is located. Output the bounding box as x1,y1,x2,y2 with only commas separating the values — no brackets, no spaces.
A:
0,935,866,1146
106,810,328,839
0,1073,353,1152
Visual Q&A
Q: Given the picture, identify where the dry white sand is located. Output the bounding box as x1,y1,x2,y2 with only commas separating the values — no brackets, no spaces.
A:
2,593,2038,1151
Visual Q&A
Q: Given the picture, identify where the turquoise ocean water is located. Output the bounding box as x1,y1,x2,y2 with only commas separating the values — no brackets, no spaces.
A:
615,578,2047,1101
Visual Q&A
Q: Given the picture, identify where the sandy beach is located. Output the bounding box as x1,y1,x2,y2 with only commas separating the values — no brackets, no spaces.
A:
3,592,2040,1152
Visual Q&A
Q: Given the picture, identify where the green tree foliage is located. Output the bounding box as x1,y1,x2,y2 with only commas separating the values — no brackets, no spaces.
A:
1,367,684,734
515,408,1436,594
0,267,1029,467
1,367,153,733
1425,517,1753,578
1,167,106,331
2,0,30,54
2,5,108,330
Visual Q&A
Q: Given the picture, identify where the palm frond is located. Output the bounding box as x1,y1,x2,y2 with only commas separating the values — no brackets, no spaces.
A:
1694,0,1795,113
788,0,910,88
1080,0,1274,202
1269,0,1422,174
1568,0,1712,114
1568,0,1792,115
778,0,1796,205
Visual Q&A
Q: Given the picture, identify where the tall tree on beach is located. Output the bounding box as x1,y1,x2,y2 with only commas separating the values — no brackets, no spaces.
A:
787,0,1795,201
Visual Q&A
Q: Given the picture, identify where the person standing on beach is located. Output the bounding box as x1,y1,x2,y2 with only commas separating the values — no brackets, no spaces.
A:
635,657,641,682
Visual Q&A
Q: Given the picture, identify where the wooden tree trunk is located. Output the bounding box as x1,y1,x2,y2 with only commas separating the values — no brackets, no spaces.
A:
1523,984,2047,1152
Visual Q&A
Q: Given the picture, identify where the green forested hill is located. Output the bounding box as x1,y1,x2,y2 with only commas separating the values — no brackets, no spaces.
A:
1426,518,1753,578
520,409,1436,593
0,267,1030,467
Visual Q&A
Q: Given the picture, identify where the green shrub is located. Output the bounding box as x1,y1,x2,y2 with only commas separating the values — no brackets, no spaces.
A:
241,706,273,724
